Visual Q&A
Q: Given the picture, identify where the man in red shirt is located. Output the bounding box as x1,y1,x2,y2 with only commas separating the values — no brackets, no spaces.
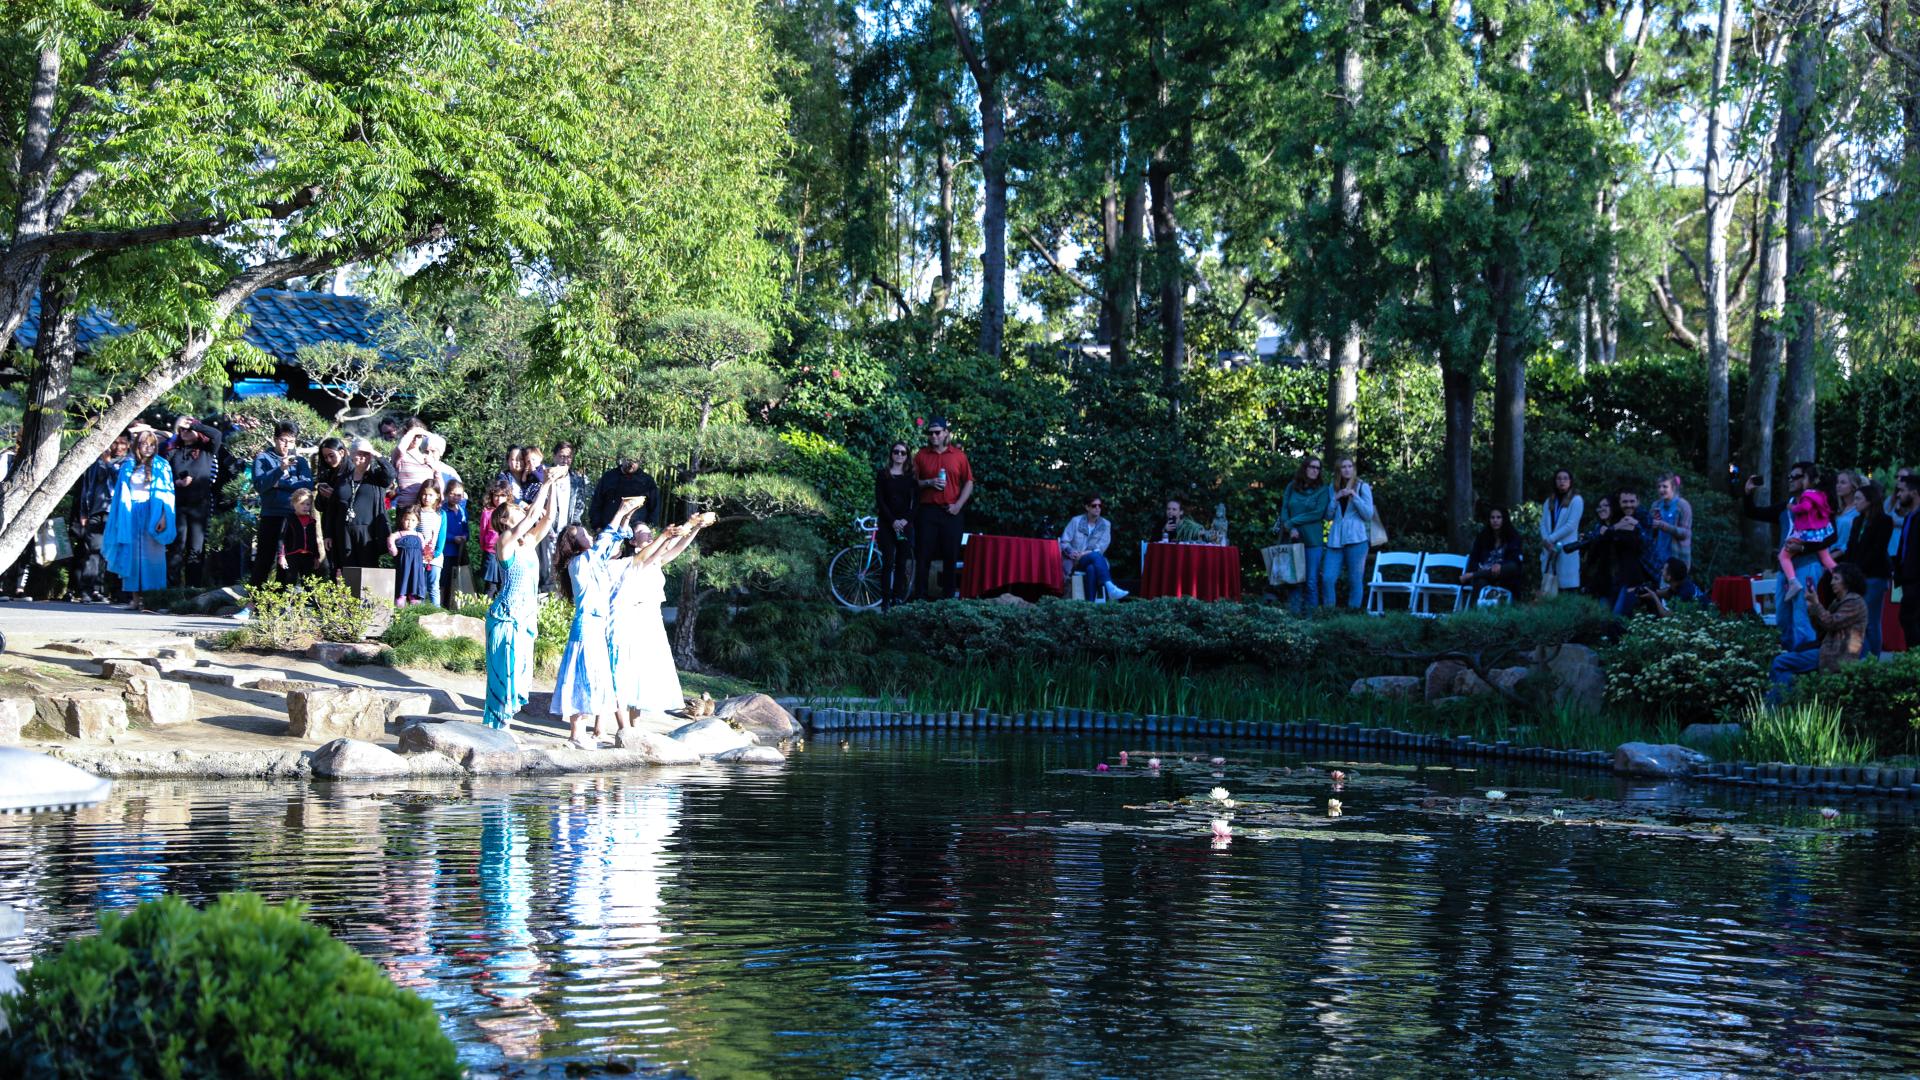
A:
910,416,974,601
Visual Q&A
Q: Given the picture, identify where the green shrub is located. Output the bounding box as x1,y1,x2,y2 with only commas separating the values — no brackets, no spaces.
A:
778,429,873,545
1791,652,1920,758
376,605,484,673
1735,695,1875,766
0,893,459,1080
222,580,391,651
1600,607,1775,725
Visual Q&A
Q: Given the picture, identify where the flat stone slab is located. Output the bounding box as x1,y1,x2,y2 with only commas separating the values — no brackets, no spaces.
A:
311,738,411,779
668,717,754,757
307,642,383,665
398,720,521,773
46,746,311,780
172,665,286,689
96,658,162,681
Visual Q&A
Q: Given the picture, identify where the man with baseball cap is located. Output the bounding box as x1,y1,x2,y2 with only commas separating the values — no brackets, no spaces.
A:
910,415,974,601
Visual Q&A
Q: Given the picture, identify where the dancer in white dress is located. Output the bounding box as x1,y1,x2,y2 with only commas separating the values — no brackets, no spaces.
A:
609,512,713,727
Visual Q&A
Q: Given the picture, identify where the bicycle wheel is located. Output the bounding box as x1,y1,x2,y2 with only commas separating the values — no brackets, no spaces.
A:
828,545,886,610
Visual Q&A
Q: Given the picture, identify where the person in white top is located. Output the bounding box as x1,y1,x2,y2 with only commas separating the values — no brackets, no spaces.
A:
1539,468,1583,593
1320,457,1375,608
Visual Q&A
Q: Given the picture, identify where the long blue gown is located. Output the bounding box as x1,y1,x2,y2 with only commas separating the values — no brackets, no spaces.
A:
610,562,684,714
550,527,628,718
483,545,539,729
102,457,177,593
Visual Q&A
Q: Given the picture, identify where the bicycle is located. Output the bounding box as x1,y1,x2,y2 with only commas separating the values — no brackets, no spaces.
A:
828,515,912,610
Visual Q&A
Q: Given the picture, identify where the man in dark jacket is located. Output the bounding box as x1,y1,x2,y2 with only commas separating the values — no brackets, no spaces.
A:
592,459,659,530
1606,489,1656,616
250,422,313,588
1896,473,1920,651
166,416,223,587
69,435,128,602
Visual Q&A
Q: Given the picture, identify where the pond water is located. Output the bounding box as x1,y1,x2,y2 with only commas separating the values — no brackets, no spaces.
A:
6,734,1920,1078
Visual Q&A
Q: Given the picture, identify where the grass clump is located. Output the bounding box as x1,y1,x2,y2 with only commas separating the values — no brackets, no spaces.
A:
1736,696,1875,766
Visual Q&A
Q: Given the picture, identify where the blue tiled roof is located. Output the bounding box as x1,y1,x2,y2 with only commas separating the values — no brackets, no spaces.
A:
12,288,400,366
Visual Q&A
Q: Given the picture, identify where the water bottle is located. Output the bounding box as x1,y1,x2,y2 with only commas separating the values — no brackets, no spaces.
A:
937,467,947,491
1212,504,1229,546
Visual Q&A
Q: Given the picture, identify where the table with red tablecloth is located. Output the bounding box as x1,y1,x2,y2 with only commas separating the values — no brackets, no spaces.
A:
1711,574,1906,652
1140,542,1243,601
1710,575,1757,616
959,534,1066,598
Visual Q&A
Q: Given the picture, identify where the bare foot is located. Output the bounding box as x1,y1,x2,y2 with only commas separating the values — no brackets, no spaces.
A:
1781,577,1803,602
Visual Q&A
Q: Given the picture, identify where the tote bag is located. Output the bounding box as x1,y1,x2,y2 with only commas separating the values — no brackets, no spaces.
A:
1368,509,1389,549
1263,542,1307,586
1540,558,1560,597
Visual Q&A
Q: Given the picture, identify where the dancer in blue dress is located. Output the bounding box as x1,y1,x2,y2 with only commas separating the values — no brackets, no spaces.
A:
102,430,177,610
610,511,714,726
551,495,649,749
483,470,566,735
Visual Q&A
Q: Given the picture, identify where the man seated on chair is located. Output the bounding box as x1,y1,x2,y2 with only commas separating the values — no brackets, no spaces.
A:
1459,506,1524,603
1060,494,1127,603
1157,497,1213,544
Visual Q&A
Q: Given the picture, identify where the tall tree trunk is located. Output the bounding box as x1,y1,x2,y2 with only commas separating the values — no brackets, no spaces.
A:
1701,0,1739,482
1114,171,1146,371
1490,254,1525,513
943,0,1005,359
1741,115,1793,561
1441,365,1477,550
9,279,79,521
1780,10,1821,467
932,141,954,318
1096,174,1118,345
1326,0,1364,461
1148,153,1184,424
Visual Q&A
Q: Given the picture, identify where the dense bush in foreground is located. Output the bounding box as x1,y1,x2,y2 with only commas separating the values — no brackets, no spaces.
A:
1600,607,1775,725
0,893,459,1080
1792,652,1920,758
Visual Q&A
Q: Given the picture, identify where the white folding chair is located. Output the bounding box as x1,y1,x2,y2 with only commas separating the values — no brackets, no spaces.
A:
1412,553,1469,616
1750,577,1778,626
1476,586,1513,608
1366,552,1424,615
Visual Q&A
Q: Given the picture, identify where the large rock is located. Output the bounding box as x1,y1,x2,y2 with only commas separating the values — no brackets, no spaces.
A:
417,612,485,645
286,687,390,742
311,738,411,779
307,641,383,665
1534,643,1604,716
173,665,283,689
1424,660,1469,703
189,587,247,613
616,726,700,764
1348,675,1422,701
397,720,521,774
58,693,129,741
714,745,785,764
715,693,801,743
124,678,192,727
96,658,160,681
1613,741,1710,778
1453,666,1529,697
1681,722,1743,747
0,697,32,744
668,716,755,757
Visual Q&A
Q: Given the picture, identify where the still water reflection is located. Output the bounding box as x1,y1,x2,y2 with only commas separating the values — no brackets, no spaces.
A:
5,734,1920,1077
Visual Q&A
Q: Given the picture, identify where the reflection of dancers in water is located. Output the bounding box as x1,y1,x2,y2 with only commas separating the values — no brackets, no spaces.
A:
609,512,714,727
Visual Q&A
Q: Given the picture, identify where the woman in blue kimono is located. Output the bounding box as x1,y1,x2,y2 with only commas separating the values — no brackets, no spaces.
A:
609,511,714,726
102,430,177,610
483,469,565,736
551,495,649,749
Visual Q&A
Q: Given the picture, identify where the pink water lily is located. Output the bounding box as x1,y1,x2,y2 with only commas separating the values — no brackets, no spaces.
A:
1118,751,1129,765
1096,763,1109,772
1210,818,1232,842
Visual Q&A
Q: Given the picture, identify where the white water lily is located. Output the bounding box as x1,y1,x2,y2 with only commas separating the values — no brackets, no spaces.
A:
1485,790,1507,801
1552,809,1565,820
1209,786,1232,803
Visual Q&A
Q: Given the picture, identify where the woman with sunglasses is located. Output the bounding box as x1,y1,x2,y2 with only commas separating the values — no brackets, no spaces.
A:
875,441,917,608
1276,456,1329,610
1061,495,1126,602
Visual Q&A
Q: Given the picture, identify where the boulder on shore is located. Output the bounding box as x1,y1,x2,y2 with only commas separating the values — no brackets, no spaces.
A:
417,612,485,645
124,678,192,727
1532,643,1604,716
1614,741,1709,778
1348,675,1422,701
1424,660,1469,704
311,738,411,779
714,745,785,764
58,693,129,742
668,717,754,757
615,726,700,764
286,687,391,742
397,720,521,774
307,641,384,665
715,693,801,743
1454,666,1529,697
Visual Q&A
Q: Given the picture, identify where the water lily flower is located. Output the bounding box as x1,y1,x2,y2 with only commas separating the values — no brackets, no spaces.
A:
1209,786,1231,803
1210,817,1232,842
1148,757,1161,769
1552,809,1565,820
1329,770,1347,783
1119,751,1129,765
1210,757,1226,767
1820,807,1840,821
1486,790,1507,801
1327,798,1343,818
1096,763,1109,772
